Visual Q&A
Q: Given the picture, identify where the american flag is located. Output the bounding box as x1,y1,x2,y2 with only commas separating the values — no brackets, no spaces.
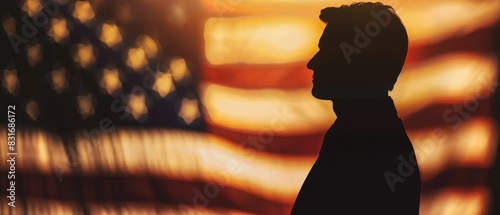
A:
0,0,499,214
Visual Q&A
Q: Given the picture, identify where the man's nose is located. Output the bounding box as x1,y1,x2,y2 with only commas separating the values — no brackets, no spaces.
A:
307,52,319,70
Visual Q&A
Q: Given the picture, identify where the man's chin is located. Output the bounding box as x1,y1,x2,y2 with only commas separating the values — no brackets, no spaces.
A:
311,87,332,100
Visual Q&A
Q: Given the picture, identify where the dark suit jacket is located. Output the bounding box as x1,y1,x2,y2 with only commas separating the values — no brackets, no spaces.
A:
291,97,421,214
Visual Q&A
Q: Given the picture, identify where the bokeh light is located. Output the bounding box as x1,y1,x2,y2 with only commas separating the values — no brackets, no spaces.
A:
72,0,95,24
73,42,96,69
99,22,123,49
49,66,68,93
126,48,148,71
48,17,70,44
153,72,175,98
2,68,20,96
99,65,122,96
0,0,498,214
26,43,42,66
21,0,43,17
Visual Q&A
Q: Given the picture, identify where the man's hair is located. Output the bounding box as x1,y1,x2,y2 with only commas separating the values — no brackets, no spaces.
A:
319,2,408,91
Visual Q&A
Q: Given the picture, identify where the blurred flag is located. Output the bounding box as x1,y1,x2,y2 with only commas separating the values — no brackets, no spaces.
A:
0,0,498,214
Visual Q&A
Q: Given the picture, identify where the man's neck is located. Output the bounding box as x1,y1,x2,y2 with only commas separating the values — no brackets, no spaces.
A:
332,96,397,119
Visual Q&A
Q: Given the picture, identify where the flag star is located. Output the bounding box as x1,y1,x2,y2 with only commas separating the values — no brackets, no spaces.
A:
170,57,191,83
136,35,158,59
22,0,43,17
26,100,40,121
74,42,95,69
72,1,95,24
50,67,68,93
27,44,42,66
126,48,148,71
127,92,148,121
178,97,200,125
2,69,20,96
77,94,95,119
99,22,122,49
99,66,122,96
153,71,175,98
2,15,16,35
48,18,69,43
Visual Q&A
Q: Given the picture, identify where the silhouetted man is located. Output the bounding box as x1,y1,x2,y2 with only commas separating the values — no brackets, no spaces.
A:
291,3,421,214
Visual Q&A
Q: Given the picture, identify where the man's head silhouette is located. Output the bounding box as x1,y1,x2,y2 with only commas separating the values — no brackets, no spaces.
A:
308,2,408,100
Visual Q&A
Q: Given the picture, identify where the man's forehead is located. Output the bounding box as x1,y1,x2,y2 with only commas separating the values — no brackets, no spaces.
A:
319,26,339,47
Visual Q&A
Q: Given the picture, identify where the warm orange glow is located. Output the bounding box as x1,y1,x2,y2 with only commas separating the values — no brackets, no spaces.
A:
450,118,498,167
126,48,148,71
153,72,175,98
0,123,495,207
99,66,122,95
170,57,190,82
200,52,497,134
408,117,496,181
201,0,499,46
200,0,347,16
74,42,95,69
71,121,495,203
48,18,69,43
50,67,68,93
0,198,255,215
167,3,188,27
2,15,16,34
392,53,498,118
77,94,95,119
2,68,20,96
127,91,148,121
72,0,95,24
201,82,497,181
3,1,498,214
27,44,42,66
88,201,256,215
22,0,42,17
402,1,500,45
204,16,323,65
200,54,496,134
178,97,201,125
99,22,123,48
75,128,314,203
199,83,334,135
26,100,40,121
420,187,490,215
136,35,158,59
23,198,77,214
0,127,68,174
